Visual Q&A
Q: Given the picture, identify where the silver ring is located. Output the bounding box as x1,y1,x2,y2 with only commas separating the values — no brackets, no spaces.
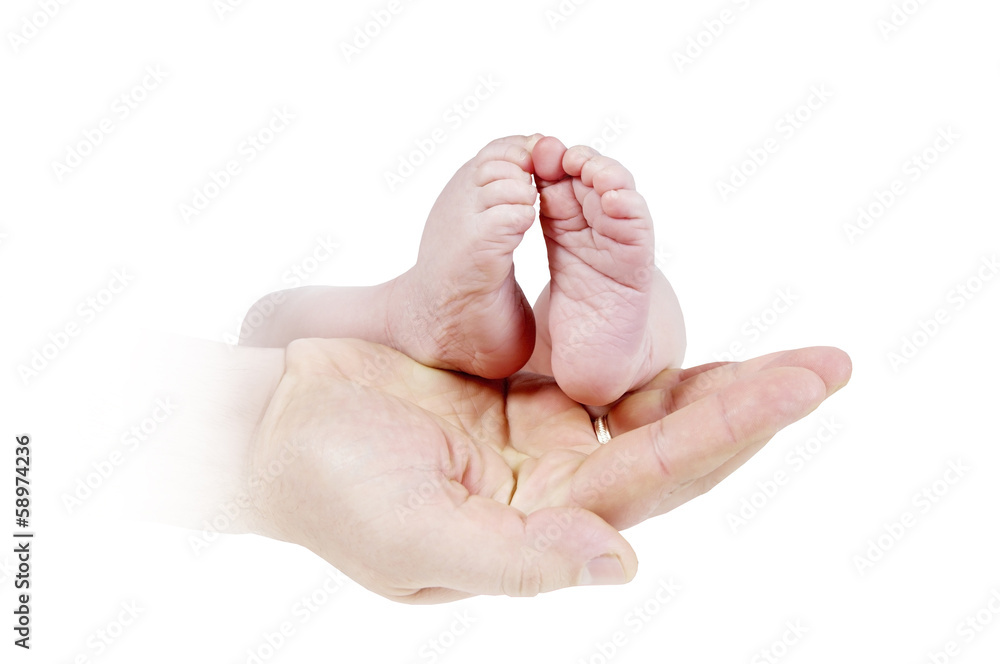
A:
593,414,612,445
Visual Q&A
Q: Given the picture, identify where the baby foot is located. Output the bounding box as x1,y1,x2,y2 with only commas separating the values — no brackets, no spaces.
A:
387,134,543,379
531,137,681,406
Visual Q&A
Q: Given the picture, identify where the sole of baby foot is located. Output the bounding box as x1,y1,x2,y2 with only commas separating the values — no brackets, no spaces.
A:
534,139,665,406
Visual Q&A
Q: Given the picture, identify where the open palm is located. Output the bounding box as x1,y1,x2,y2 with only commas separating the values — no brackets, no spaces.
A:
248,338,850,604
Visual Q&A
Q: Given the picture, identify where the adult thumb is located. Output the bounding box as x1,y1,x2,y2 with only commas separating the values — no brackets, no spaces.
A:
423,497,638,598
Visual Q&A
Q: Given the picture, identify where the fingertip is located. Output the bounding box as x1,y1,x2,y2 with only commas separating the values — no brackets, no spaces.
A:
616,544,639,584
762,366,829,420
782,346,853,396
823,346,853,393
575,527,637,587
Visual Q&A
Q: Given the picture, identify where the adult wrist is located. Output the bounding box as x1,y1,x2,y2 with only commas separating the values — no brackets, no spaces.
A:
125,334,285,537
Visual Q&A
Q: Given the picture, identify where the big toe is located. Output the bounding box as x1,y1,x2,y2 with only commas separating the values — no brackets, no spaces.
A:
533,136,569,182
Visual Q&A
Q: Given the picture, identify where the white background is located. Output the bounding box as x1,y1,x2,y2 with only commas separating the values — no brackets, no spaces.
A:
3,0,999,662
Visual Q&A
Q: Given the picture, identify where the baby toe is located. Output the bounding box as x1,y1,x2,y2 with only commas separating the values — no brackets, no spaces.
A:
590,160,637,196
477,135,541,172
532,136,569,182
475,159,532,187
601,189,650,221
477,178,538,211
562,145,602,178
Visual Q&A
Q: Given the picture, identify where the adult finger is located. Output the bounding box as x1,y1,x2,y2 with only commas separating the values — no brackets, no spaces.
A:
652,436,773,518
609,347,851,436
571,365,831,530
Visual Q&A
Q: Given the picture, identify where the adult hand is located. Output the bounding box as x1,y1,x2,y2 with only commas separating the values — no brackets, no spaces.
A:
246,338,850,603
